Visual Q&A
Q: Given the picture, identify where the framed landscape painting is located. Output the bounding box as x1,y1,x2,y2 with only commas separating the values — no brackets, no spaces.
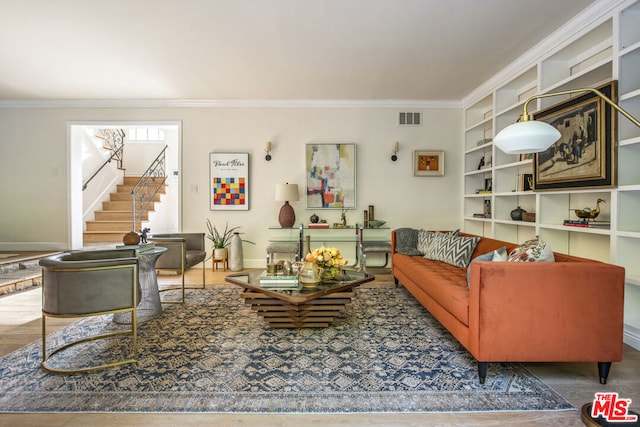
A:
533,81,617,191
305,143,356,209
210,152,249,210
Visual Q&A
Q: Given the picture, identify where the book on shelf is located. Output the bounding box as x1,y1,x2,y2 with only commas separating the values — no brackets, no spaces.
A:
563,220,610,229
308,223,330,228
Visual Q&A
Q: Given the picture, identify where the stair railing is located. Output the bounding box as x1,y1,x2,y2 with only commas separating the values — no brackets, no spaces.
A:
82,129,125,191
131,146,168,231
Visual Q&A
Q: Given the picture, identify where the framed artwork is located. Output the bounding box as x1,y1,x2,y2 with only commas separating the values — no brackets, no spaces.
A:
533,81,617,191
413,150,444,176
305,143,356,209
209,152,249,210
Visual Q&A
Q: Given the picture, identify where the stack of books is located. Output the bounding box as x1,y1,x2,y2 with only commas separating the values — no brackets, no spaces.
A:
563,220,611,229
308,223,330,228
259,271,301,290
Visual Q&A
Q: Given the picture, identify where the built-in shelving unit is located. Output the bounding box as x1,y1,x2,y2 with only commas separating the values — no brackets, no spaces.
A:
462,0,640,350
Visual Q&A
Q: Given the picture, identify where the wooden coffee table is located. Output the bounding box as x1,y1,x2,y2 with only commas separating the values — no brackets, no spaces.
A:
225,269,374,328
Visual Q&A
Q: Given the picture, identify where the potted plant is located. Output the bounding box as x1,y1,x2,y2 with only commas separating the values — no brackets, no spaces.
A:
205,219,254,265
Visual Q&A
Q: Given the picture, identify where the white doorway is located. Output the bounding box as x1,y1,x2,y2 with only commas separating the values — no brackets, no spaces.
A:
68,122,182,249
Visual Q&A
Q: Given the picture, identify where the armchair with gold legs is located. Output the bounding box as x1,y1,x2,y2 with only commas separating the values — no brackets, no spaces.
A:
39,249,140,374
148,233,207,304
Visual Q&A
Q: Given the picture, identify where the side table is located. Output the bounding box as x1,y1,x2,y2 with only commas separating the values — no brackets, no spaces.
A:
113,246,167,324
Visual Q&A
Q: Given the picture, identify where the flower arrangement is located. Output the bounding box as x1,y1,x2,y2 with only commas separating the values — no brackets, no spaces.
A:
305,246,348,278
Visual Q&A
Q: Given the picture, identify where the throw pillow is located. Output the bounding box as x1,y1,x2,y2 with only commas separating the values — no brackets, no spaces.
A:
466,246,507,283
492,246,508,261
396,246,423,256
419,229,459,256
507,237,555,262
426,233,480,268
394,228,419,253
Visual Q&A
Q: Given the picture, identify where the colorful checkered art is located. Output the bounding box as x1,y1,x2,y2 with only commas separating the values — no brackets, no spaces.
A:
212,177,246,206
210,152,249,210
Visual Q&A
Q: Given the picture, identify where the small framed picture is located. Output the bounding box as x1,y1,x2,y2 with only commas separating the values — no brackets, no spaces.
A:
413,150,444,176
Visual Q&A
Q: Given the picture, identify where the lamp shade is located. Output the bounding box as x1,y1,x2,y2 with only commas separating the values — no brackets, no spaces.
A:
494,121,561,155
275,183,299,202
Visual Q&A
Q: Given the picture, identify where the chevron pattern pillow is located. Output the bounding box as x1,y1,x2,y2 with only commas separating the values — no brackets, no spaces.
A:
417,229,459,255
425,233,481,268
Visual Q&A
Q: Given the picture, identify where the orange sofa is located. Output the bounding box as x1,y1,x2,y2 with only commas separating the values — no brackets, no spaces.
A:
391,229,625,384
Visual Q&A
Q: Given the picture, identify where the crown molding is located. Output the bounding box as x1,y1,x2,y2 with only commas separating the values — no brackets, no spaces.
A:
0,98,461,109
462,0,625,108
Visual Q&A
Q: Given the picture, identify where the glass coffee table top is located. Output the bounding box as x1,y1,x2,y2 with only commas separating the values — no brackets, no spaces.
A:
225,269,374,304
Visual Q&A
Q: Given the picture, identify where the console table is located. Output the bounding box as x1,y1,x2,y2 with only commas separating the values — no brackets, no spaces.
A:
268,224,390,269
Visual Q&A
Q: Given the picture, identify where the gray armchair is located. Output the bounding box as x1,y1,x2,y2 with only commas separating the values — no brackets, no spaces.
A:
148,233,207,303
39,249,140,374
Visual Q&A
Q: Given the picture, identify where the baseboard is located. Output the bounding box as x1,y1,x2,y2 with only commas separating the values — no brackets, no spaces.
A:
0,242,69,251
624,324,640,351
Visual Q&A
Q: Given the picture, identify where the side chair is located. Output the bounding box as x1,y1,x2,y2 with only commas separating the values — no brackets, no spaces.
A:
39,249,140,374
148,233,207,304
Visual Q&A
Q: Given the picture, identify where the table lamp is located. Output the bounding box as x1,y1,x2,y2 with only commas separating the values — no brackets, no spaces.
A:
275,183,299,228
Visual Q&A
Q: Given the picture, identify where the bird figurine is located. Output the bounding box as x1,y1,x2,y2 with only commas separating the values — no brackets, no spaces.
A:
574,199,605,221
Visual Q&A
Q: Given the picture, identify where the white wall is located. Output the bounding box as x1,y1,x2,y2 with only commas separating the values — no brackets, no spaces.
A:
0,105,462,265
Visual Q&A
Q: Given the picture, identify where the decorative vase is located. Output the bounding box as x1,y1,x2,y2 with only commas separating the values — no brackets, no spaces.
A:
229,232,243,271
298,261,322,288
123,231,140,245
510,206,526,221
310,213,319,223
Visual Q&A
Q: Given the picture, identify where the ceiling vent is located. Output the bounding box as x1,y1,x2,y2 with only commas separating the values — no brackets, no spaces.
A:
398,112,421,126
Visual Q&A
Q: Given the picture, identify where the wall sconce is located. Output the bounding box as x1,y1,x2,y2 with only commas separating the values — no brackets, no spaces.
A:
265,141,272,161
494,87,640,154
391,142,399,161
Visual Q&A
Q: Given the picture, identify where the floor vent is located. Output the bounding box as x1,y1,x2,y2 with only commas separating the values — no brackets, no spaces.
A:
398,112,421,126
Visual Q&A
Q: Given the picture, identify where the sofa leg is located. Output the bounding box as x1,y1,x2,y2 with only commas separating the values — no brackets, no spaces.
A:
394,276,399,287
598,362,612,384
478,362,488,384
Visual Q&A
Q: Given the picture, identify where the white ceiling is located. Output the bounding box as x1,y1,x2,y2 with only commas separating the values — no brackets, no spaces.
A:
0,0,598,102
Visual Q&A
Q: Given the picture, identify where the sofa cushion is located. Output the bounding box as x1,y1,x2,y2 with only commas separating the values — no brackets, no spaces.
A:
466,246,506,283
425,233,480,268
507,237,555,262
395,255,470,326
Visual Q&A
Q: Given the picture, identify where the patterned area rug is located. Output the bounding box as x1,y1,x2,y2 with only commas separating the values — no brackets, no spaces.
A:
0,286,573,413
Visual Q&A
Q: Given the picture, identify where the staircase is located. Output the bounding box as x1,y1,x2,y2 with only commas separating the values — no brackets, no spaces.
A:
83,176,166,243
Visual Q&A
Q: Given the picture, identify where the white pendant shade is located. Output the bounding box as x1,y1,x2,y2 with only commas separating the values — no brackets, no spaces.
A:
494,121,561,154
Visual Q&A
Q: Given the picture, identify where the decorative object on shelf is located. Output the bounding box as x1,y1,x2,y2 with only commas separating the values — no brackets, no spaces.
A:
305,246,348,283
210,152,249,210
275,183,299,228
305,142,356,209
574,198,606,222
122,231,141,245
310,213,319,223
264,141,272,161
510,206,526,221
367,220,386,228
484,178,492,192
363,209,369,228
477,156,485,170
517,174,534,191
368,205,374,221
413,150,444,176
391,142,399,161
522,212,536,222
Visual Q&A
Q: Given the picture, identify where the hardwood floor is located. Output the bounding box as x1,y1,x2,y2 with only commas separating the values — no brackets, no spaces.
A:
1,267,638,427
